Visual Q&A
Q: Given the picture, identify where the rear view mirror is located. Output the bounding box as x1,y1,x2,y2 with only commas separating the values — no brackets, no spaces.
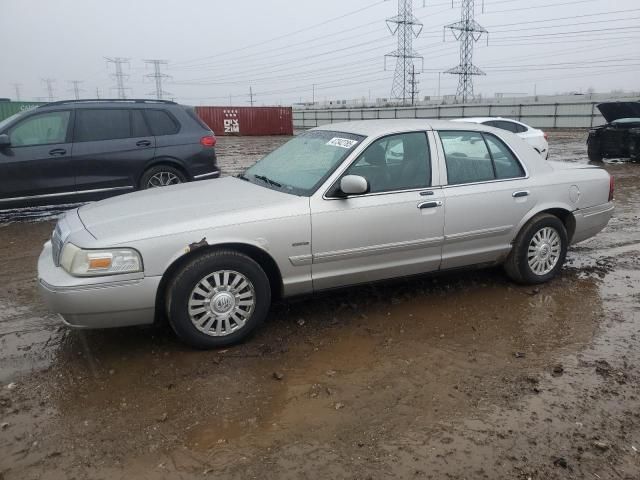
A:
340,175,369,196
0,134,10,147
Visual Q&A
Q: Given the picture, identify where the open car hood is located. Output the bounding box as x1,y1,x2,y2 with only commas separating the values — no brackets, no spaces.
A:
597,101,640,123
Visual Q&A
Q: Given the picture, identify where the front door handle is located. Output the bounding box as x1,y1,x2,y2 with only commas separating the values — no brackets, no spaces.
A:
136,140,152,147
48,148,66,156
417,200,443,209
512,190,530,198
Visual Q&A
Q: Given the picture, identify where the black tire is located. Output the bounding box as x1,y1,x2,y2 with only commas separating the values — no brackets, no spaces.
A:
587,139,603,162
140,165,187,189
504,213,568,285
166,250,271,349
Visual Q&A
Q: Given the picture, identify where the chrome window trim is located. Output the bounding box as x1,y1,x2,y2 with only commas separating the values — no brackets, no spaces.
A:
434,129,530,187
0,186,134,203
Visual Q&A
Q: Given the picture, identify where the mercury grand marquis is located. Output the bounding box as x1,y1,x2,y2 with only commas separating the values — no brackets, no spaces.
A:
38,120,615,348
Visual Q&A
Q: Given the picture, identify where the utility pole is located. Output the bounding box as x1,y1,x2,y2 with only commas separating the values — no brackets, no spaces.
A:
95,87,101,99
385,0,425,106
105,57,130,99
312,84,316,105
444,0,488,103
68,80,84,100
12,83,22,101
42,78,56,102
248,86,255,106
144,59,171,100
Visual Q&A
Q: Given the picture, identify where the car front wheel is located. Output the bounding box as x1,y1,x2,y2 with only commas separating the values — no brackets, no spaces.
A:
504,213,568,285
166,250,271,349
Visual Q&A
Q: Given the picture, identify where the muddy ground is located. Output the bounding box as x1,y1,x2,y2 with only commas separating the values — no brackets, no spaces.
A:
0,130,639,479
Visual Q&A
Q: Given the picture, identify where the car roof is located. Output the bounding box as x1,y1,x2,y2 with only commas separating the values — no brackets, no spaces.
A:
37,99,181,110
311,119,495,137
451,117,521,124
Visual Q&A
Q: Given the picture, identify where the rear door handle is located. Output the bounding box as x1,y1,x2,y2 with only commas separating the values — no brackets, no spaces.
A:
512,190,530,198
136,140,152,147
48,148,66,156
417,200,443,209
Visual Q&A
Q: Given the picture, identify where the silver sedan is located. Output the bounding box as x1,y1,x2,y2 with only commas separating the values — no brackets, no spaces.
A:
37,120,614,348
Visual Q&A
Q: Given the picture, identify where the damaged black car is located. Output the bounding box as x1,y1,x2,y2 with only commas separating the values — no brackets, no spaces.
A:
587,101,640,162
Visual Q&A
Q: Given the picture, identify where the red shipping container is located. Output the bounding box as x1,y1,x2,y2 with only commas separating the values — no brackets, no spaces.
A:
195,106,293,136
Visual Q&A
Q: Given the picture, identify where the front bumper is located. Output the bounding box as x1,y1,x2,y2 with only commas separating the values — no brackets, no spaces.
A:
572,201,615,244
37,241,161,329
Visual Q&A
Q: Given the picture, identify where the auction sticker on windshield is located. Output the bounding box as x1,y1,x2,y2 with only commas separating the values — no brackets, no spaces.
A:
326,137,359,149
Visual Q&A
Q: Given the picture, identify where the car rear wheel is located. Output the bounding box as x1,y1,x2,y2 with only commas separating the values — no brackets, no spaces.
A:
587,140,603,162
166,250,271,349
140,165,187,189
504,213,568,285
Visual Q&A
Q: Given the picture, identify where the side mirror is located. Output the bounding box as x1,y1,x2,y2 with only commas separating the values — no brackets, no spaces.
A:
0,134,9,147
340,175,369,196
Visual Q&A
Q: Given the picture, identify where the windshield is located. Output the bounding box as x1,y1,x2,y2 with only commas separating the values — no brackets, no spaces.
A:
243,130,364,196
0,111,26,132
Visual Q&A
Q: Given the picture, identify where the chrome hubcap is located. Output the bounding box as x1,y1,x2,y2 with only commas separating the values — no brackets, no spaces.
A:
147,171,181,188
188,270,255,337
527,226,562,275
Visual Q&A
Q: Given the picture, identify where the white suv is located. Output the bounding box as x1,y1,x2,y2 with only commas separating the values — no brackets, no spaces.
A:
452,117,549,159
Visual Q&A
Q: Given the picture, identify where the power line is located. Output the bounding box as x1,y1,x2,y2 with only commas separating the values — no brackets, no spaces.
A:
68,80,84,100
385,0,425,105
144,59,171,99
12,83,22,101
41,78,56,102
444,0,488,102
105,57,130,99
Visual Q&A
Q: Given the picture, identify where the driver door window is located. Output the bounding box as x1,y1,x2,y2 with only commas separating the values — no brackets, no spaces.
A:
9,111,71,147
343,132,431,193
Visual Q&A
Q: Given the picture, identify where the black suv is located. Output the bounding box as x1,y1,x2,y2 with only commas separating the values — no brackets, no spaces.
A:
0,99,220,208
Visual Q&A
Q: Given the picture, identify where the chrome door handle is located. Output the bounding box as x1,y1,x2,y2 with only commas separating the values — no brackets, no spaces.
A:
48,148,67,156
417,200,443,209
512,190,530,198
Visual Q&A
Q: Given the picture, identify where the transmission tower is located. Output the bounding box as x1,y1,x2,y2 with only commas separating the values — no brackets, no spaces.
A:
41,78,56,102
12,83,22,101
385,0,424,105
444,0,488,103
409,65,420,106
68,80,84,100
144,59,171,100
105,57,131,99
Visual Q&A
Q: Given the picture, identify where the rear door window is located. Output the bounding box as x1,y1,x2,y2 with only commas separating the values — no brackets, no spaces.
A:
131,110,151,137
9,111,71,146
439,131,525,184
484,134,525,179
144,109,179,135
75,109,131,142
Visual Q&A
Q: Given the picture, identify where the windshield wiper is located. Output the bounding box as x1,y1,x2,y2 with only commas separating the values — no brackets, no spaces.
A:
236,173,250,182
253,174,282,188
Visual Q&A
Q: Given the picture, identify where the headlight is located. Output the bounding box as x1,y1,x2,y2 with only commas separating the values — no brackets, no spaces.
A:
59,243,143,276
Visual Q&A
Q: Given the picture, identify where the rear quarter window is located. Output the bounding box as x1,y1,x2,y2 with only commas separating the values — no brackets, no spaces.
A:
144,109,179,135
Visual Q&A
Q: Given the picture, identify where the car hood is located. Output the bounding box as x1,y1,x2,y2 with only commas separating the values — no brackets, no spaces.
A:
597,102,640,123
78,177,304,243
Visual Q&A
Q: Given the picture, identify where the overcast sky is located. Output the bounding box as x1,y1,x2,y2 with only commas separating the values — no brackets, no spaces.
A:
1,0,638,105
